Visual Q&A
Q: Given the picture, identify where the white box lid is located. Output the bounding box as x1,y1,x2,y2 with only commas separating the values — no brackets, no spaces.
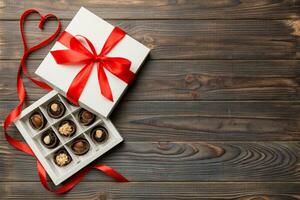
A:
36,7,150,118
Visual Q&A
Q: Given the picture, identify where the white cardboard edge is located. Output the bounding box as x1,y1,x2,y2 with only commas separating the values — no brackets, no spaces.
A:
13,90,123,185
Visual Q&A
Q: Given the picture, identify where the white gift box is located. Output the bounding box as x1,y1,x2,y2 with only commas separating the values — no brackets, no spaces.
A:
36,7,150,118
13,7,150,185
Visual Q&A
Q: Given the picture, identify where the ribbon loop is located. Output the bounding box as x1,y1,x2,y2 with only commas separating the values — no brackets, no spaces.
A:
51,27,134,104
100,27,126,56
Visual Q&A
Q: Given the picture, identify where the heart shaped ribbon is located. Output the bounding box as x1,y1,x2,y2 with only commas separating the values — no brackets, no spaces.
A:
3,9,128,194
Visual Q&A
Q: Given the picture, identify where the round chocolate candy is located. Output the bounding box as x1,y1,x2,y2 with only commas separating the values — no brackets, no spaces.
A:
71,138,90,155
29,111,46,130
78,109,95,126
54,149,72,167
58,120,76,137
90,126,108,143
47,100,66,119
41,130,59,149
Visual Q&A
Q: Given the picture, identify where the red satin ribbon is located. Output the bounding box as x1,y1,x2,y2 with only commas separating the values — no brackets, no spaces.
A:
50,28,135,105
3,9,128,194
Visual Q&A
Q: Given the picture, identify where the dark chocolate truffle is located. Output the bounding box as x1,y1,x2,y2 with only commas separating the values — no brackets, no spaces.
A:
41,130,59,149
54,149,72,167
78,109,95,126
29,111,46,130
71,138,90,155
90,126,108,143
58,120,76,137
47,100,66,119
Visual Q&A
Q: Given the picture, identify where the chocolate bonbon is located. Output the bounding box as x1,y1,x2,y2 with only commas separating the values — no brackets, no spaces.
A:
78,109,95,126
58,120,76,137
47,100,66,119
29,111,46,130
90,126,108,143
71,138,90,155
41,129,58,149
54,149,72,167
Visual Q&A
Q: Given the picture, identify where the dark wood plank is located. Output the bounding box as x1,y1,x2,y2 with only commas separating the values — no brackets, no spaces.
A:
0,141,299,182
1,0,300,20
1,182,299,199
1,60,300,101
1,20,299,60
2,101,300,141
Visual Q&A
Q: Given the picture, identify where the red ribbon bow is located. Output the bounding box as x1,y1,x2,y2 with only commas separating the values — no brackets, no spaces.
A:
50,28,135,105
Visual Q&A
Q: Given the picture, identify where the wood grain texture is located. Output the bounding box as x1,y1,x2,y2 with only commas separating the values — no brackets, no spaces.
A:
1,1,300,198
0,141,299,182
1,0,300,20
2,101,300,141
1,60,300,101
1,20,300,60
1,182,300,199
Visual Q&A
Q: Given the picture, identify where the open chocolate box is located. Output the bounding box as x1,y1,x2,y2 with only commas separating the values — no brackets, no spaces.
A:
14,90,123,185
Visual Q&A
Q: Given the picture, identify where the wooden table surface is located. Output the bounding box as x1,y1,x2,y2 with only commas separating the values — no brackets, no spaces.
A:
1,0,300,199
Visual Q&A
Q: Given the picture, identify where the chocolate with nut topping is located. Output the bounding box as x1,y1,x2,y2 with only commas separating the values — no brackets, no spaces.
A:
54,149,72,167
58,120,76,137
47,100,66,119
90,126,108,143
71,138,90,155
41,130,58,149
78,109,95,126
29,111,46,130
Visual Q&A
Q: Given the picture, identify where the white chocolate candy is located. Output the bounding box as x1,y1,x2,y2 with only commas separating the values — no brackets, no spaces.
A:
95,130,104,138
43,135,51,144
50,103,59,112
